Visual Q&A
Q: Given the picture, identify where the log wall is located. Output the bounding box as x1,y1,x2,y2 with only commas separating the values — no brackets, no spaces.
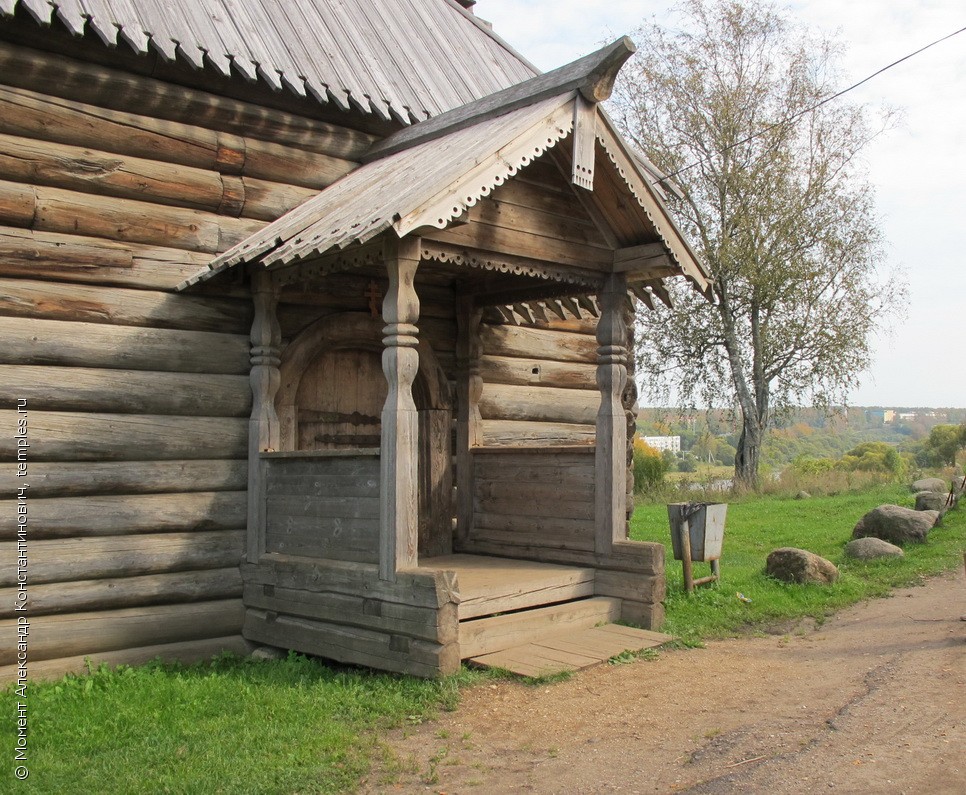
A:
479,318,599,447
0,40,369,683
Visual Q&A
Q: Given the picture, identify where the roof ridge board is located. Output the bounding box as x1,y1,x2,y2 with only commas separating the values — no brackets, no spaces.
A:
362,36,636,163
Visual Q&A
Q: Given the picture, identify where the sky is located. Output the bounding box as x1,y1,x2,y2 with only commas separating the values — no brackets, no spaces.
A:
475,0,966,408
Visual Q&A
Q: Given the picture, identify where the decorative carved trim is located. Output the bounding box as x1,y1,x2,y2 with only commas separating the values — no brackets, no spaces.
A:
268,242,385,288
421,241,602,288
395,103,575,235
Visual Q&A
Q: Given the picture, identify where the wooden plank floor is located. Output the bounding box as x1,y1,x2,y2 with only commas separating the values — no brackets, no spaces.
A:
418,554,595,619
468,625,673,678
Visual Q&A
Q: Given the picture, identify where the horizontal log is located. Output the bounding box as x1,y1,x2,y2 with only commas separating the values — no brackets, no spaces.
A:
480,355,598,389
0,132,317,222
0,568,242,618
0,278,251,332
0,635,252,685
0,225,212,289
0,179,266,254
0,459,246,498
475,479,594,503
0,366,250,416
0,410,248,461
472,195,609,249
240,556,459,609
594,570,667,605
481,420,596,447
481,322,598,363
0,75,358,188
618,599,665,629
244,609,459,678
469,529,595,553
0,599,244,665
474,494,594,522
455,538,664,575
431,217,611,270
0,491,246,540
0,316,250,373
473,511,594,537
0,41,376,160
243,583,456,644
0,530,244,586
480,383,599,425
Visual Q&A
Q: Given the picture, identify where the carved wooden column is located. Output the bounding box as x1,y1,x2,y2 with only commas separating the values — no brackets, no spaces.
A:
379,236,421,581
455,296,483,547
622,298,639,532
595,273,628,555
247,269,281,563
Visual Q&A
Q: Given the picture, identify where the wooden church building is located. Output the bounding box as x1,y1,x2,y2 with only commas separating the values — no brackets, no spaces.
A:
0,0,710,679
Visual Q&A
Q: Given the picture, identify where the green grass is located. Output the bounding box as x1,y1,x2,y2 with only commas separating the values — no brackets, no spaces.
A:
631,484,965,645
4,485,962,793
0,652,490,794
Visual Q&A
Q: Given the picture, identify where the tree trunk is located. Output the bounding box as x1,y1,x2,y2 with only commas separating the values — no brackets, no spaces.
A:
734,416,762,491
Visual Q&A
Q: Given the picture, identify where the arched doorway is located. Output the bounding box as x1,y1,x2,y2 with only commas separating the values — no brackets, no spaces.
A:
276,312,454,557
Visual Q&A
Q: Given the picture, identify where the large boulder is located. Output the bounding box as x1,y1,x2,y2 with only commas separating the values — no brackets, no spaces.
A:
852,504,937,545
911,477,947,494
914,490,947,512
766,548,839,584
844,537,904,560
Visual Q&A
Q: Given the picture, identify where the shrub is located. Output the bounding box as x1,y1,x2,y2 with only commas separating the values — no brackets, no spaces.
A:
633,438,668,493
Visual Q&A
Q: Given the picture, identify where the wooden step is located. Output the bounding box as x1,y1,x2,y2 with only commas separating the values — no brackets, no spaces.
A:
470,624,674,678
419,553,595,620
458,596,621,659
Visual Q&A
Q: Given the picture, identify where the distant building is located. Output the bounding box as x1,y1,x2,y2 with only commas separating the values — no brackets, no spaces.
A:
866,409,896,423
642,435,681,453
898,412,917,421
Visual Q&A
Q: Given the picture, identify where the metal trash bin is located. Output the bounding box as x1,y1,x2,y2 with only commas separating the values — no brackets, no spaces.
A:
667,502,728,591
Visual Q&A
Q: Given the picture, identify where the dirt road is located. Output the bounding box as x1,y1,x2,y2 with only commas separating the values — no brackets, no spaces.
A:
363,569,965,794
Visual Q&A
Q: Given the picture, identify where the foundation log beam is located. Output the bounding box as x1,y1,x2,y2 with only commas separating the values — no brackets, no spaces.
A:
379,236,422,581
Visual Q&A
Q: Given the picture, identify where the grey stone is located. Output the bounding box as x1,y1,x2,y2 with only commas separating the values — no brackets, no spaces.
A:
911,477,947,494
914,490,947,512
844,537,904,560
766,547,839,584
250,645,287,661
852,504,938,545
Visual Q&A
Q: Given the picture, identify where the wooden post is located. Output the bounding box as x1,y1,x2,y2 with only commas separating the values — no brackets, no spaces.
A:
247,269,281,563
595,273,628,555
379,236,421,581
455,296,483,547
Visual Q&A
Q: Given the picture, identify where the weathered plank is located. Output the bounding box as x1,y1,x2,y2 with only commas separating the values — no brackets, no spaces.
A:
480,383,598,425
0,568,242,618
0,411,248,461
244,609,460,678
240,556,459,609
481,419,595,447
242,583,456,644
0,226,213,290
0,459,247,498
594,570,667,605
481,322,597,363
0,491,246,540
480,354,597,389
0,599,244,665
474,494,594,521
0,635,252,685
458,597,621,659
0,530,244,586
0,366,250,416
0,180,266,254
455,538,665,576
0,316,249,373
0,42,376,160
419,554,595,620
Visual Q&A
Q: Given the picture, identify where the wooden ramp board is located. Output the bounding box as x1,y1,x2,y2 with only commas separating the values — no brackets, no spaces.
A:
469,625,673,678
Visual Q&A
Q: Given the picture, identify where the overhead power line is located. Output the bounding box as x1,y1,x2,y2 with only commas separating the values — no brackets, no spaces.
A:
662,23,966,182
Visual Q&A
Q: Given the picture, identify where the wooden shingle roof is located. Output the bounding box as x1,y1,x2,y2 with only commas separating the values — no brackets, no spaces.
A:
0,0,537,123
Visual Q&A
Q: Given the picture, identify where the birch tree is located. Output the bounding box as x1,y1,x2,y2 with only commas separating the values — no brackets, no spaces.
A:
611,0,904,488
